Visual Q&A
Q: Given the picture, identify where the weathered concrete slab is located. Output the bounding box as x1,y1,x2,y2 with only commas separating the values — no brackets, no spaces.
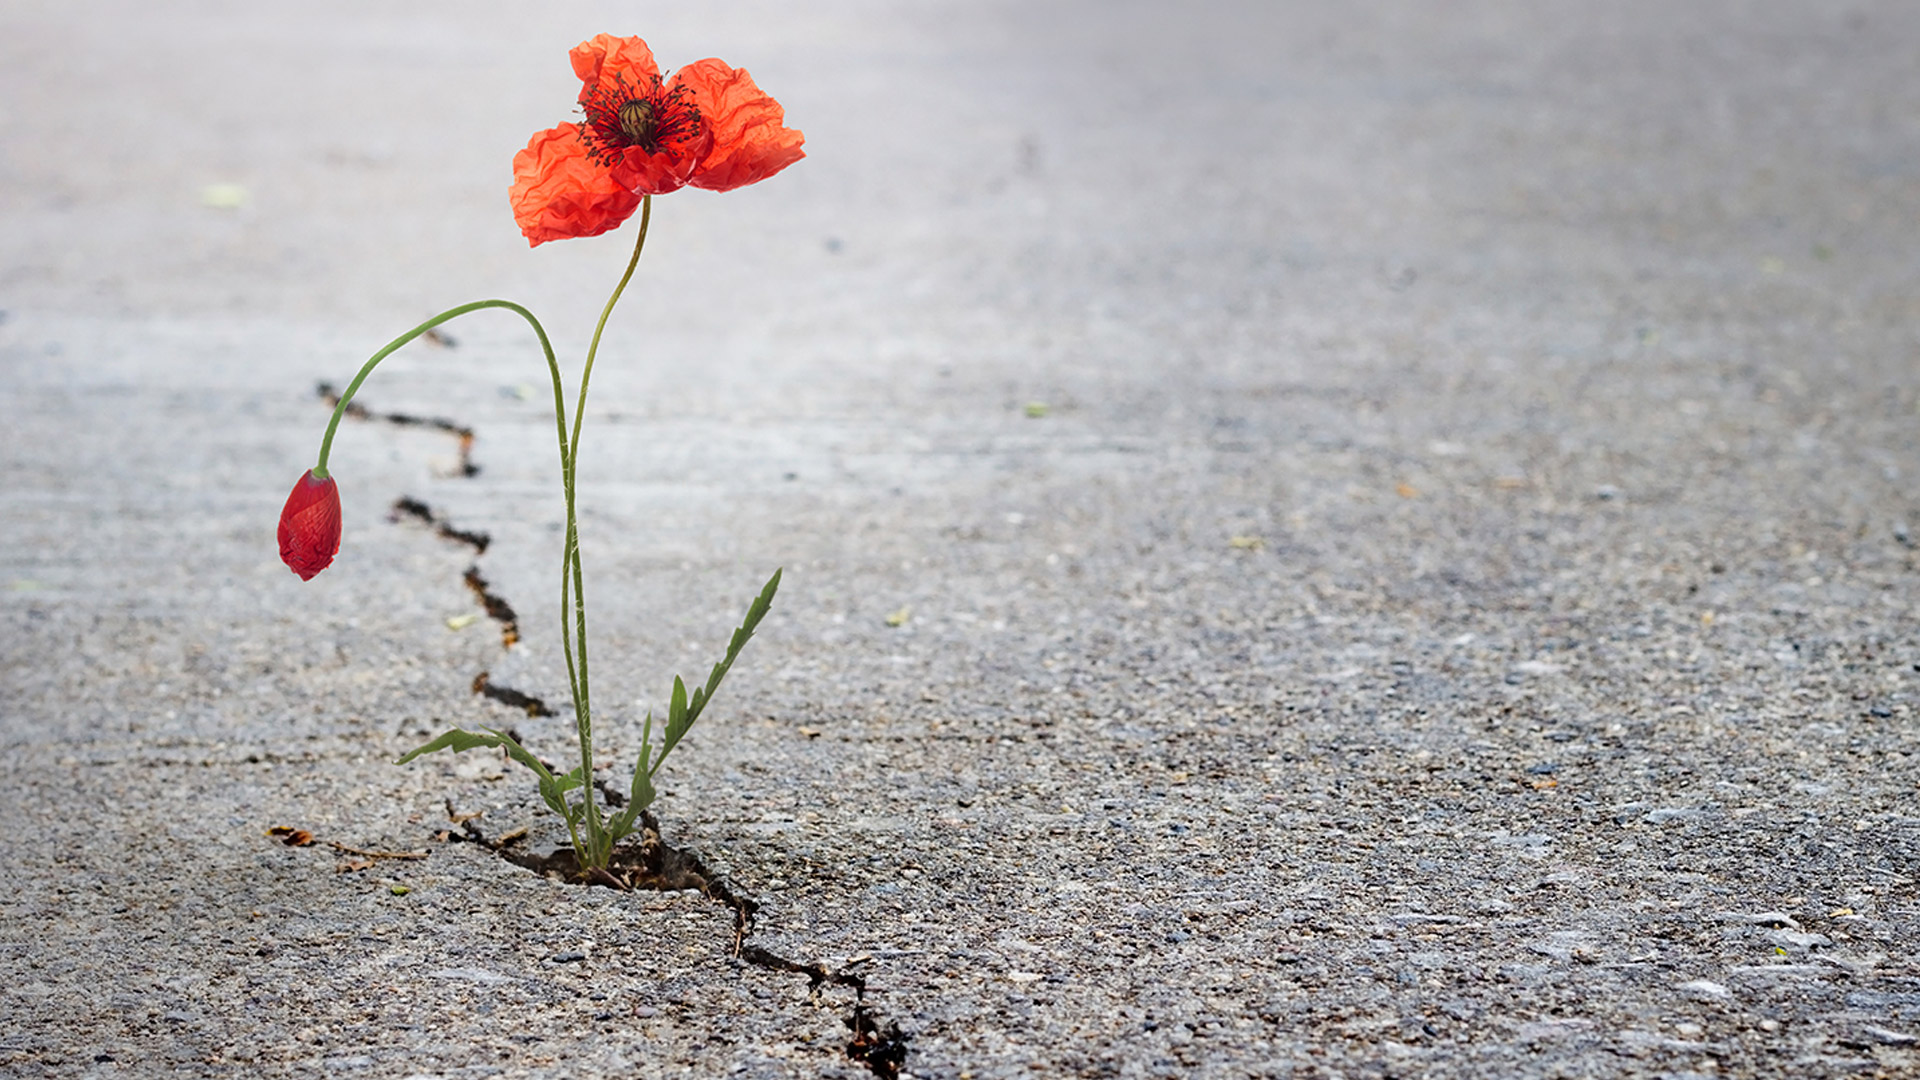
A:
4,1,1920,1076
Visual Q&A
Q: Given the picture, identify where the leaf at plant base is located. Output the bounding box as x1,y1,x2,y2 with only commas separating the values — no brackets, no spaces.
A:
400,727,555,777
607,735,658,841
397,726,568,815
534,763,587,822
661,675,692,757
397,728,512,766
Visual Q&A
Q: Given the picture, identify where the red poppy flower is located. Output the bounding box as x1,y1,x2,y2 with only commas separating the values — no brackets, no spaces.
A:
279,470,342,581
509,34,805,245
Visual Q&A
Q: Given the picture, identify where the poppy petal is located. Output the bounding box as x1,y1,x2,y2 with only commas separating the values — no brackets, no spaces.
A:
569,34,661,92
674,59,806,192
509,123,644,245
606,136,709,197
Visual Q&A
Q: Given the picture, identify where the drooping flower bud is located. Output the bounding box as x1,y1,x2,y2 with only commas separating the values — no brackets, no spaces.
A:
279,470,342,580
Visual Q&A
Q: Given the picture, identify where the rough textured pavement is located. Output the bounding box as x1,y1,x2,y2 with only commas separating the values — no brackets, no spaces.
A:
4,1,1920,1077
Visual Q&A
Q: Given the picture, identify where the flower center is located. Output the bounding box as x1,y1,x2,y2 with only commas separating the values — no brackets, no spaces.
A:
580,74,701,164
618,100,654,144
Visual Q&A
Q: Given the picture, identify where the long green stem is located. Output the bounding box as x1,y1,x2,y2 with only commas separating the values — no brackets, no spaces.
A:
562,195,653,867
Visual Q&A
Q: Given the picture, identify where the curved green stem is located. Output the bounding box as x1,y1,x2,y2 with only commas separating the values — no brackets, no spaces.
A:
562,195,653,867
314,300,565,478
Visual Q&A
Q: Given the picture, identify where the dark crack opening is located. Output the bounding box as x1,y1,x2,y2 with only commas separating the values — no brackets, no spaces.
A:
317,381,479,477
461,566,521,647
390,496,491,554
450,808,910,1078
471,671,555,717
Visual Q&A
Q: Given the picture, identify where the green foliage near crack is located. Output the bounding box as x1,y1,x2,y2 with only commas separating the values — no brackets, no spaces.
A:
399,569,780,870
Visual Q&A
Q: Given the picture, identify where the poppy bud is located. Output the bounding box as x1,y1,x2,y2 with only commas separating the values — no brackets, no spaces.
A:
279,470,342,580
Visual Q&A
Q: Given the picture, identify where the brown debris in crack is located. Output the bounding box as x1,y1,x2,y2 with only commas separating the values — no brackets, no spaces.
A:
316,381,479,476
389,496,491,554
846,1006,910,1079
462,566,521,647
471,671,554,717
441,799,529,851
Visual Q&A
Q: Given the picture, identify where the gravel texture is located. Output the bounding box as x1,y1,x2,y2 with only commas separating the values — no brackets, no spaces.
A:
4,1,1919,1077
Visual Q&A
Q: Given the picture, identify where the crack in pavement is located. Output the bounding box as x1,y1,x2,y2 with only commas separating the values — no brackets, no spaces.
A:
389,496,491,554
471,671,555,717
452,807,911,1079
386,496,518,649
460,566,521,648
316,381,480,477
333,390,914,1076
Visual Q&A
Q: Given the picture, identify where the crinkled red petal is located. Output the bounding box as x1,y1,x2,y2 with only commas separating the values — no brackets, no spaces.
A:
509,124,644,245
606,136,708,196
674,59,806,192
570,34,661,91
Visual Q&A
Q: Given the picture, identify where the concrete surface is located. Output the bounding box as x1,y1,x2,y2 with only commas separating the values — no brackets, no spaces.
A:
4,1,1920,1076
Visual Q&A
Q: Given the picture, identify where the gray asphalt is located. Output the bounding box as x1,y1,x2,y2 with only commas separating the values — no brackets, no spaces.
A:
4,1,1919,1077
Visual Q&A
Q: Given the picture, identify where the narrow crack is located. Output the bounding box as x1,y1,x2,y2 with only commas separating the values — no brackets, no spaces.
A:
461,565,521,647
390,496,491,554
316,381,479,476
471,671,555,717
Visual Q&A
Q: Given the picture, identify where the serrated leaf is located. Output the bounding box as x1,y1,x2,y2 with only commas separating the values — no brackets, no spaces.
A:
396,727,510,766
490,731,558,783
646,570,780,779
398,727,558,787
631,717,657,808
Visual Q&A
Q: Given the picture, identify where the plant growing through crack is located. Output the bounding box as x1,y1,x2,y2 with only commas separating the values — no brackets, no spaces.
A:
277,33,803,874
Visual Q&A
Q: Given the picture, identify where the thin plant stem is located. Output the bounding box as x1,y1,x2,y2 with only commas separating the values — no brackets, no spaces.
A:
562,195,653,867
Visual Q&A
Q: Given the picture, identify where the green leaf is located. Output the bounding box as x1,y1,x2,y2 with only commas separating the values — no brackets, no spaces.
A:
661,675,692,757
648,569,781,779
631,716,658,809
607,723,658,842
540,765,587,821
401,727,554,782
397,727,566,814
550,764,585,794
396,727,514,766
